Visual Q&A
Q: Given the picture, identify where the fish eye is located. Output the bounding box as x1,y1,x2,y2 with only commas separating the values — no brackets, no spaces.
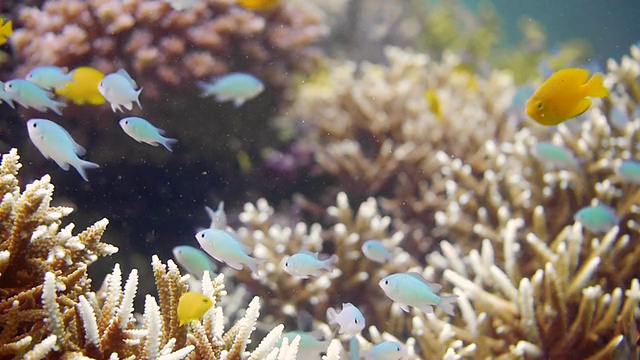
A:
199,233,204,238
536,102,543,110
384,280,389,285
354,318,358,324
32,123,37,128
285,262,289,267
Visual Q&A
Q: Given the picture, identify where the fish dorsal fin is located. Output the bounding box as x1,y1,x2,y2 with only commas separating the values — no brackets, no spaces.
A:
300,250,318,258
116,69,137,88
407,272,442,293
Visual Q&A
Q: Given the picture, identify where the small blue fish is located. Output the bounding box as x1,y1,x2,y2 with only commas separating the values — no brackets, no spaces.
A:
283,251,338,279
574,204,619,233
327,303,365,337
197,72,264,107
26,119,99,181
4,79,65,115
365,341,407,360
119,117,177,152
379,272,458,316
0,81,16,109
195,228,263,273
205,201,227,229
616,160,640,185
361,239,392,263
173,245,217,279
280,331,329,359
531,142,578,169
98,69,142,112
25,66,73,90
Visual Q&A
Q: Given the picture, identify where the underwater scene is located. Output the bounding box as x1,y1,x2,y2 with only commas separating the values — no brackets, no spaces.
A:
0,0,640,359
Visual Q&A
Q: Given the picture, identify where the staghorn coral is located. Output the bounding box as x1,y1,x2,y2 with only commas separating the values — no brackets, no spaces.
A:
11,0,328,100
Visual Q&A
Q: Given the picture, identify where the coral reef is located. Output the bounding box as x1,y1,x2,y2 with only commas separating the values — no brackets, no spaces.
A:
0,149,297,359
11,0,328,100
244,44,640,358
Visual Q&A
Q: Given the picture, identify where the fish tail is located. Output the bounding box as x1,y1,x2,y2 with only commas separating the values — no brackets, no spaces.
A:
1,20,12,36
438,295,459,316
135,87,143,109
74,160,100,182
161,137,178,152
246,256,265,274
326,307,338,324
51,100,66,115
322,254,339,271
586,73,608,98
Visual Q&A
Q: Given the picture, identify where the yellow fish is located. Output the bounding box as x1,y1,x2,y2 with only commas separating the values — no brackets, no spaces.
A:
526,68,608,126
177,292,213,326
236,0,280,11
425,89,443,123
55,66,106,105
0,18,12,46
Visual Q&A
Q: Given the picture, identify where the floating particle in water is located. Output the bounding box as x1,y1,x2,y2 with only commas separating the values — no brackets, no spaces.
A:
574,204,620,233
532,142,578,169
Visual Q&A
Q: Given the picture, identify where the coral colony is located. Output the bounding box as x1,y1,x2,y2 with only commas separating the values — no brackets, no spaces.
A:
0,1,639,359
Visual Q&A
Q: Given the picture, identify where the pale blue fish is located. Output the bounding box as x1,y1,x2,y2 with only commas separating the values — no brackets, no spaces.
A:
616,160,640,185
361,239,392,263
327,303,365,337
164,0,198,10
25,66,73,90
26,119,100,181
98,69,142,112
205,201,227,229
197,72,264,107
379,272,458,316
195,228,263,273
0,81,16,109
280,331,329,359
172,245,217,279
365,341,407,360
119,117,177,152
574,204,620,233
4,79,65,115
283,251,338,279
531,142,578,169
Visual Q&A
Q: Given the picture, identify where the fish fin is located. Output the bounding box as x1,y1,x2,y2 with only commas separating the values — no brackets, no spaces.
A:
327,307,338,324
197,81,215,97
233,98,246,107
571,98,592,118
54,159,70,171
398,303,410,313
245,256,265,273
428,282,442,294
406,272,439,291
226,261,244,270
73,159,100,182
135,88,143,109
50,100,66,115
322,254,339,271
417,304,434,314
438,295,459,316
124,102,133,111
585,73,608,98
161,137,178,152
116,69,137,88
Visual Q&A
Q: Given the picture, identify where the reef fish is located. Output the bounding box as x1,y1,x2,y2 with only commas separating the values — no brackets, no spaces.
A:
98,69,142,112
177,292,213,326
235,0,280,11
119,117,177,152
283,251,338,279
0,18,12,46
173,245,217,279
379,272,458,316
4,79,65,115
205,201,227,229
616,160,640,185
424,89,443,123
531,142,578,169
327,303,365,337
198,73,264,107
365,341,407,360
280,331,329,359
25,66,73,90
55,66,106,105
574,204,619,233
526,68,608,126
195,228,263,273
361,239,392,263
26,119,100,181
0,81,16,108
164,0,198,11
